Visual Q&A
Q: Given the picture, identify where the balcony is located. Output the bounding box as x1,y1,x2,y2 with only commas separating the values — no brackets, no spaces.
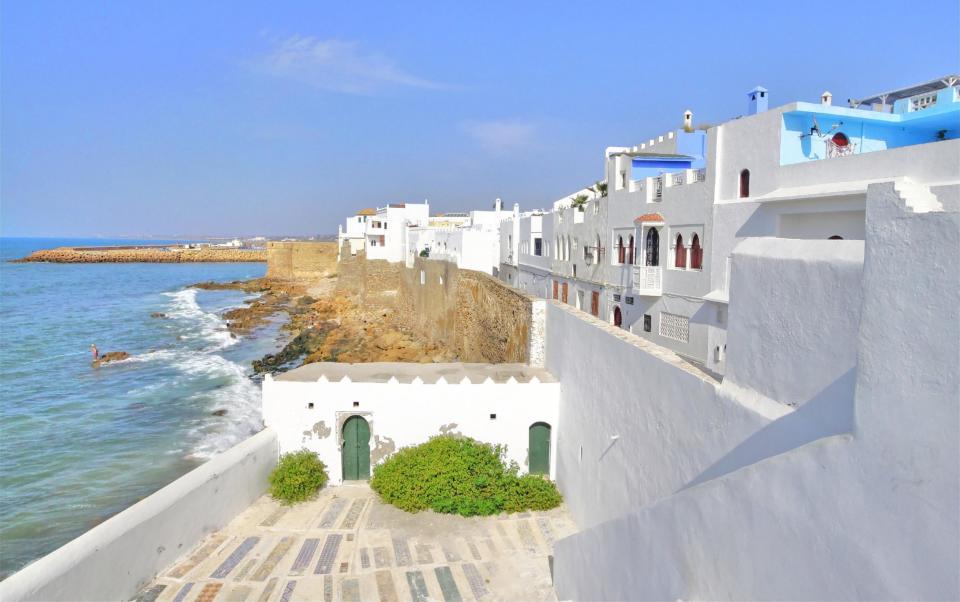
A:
632,265,662,296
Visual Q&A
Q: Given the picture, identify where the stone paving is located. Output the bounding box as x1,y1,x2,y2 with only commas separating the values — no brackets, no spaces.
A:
135,483,576,602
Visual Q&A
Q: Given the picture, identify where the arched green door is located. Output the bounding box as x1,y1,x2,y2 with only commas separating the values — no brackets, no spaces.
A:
529,422,551,475
342,416,371,480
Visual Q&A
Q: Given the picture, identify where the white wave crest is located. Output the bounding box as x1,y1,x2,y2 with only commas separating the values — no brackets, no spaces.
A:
162,288,237,350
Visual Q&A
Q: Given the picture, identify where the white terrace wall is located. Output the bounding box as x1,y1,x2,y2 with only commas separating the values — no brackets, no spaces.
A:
545,303,774,530
263,377,560,483
552,183,959,600
723,237,864,411
0,429,278,602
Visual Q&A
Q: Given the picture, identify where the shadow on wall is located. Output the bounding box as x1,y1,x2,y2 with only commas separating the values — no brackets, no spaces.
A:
680,367,857,492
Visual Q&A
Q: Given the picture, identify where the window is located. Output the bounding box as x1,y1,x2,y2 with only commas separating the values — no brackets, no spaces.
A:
674,233,686,269
739,169,750,198
616,236,624,264
831,132,849,147
627,235,634,265
534,238,543,256
420,270,425,285
690,234,702,270
626,296,634,305
828,235,844,240
620,170,627,189
645,229,659,266
643,314,652,332
659,312,690,342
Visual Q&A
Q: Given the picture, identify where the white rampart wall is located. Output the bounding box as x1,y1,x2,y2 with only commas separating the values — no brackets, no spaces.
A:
263,379,560,483
552,182,959,600
545,303,775,530
0,429,278,602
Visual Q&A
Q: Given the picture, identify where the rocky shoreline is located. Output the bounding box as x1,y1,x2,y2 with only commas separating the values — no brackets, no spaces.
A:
12,246,266,263
197,274,455,375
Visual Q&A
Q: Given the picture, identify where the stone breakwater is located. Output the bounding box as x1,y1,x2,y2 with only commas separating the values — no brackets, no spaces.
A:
12,246,267,263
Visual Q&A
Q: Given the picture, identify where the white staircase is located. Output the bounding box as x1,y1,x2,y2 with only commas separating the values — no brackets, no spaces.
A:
893,178,943,213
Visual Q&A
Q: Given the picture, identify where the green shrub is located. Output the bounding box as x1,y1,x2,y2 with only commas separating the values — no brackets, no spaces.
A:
505,474,563,513
269,450,328,504
370,435,562,516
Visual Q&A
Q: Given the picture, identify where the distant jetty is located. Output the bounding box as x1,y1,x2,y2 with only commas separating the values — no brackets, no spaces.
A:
11,245,267,263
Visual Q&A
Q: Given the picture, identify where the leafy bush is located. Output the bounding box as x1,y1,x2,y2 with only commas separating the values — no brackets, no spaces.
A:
370,435,562,517
269,450,328,504
505,474,563,513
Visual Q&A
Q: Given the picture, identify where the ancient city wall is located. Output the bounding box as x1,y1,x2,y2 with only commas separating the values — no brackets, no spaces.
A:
336,254,538,364
265,242,338,279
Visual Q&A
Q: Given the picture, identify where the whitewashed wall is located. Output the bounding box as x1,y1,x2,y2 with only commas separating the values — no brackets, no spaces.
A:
552,182,959,600
263,377,560,483
0,430,278,602
545,302,776,530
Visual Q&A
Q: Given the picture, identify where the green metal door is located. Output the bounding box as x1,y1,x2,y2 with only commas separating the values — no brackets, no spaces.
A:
342,416,371,480
529,422,551,475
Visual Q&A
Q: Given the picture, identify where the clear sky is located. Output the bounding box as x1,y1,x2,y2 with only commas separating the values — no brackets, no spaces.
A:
2,1,958,237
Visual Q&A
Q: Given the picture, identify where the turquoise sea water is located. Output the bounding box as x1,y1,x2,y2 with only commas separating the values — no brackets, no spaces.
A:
0,238,280,578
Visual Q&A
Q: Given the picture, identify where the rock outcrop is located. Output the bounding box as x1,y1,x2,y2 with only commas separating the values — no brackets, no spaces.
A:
92,351,130,367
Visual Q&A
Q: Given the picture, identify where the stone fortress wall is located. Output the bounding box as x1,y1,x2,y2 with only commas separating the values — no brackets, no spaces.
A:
265,241,338,279
336,252,541,364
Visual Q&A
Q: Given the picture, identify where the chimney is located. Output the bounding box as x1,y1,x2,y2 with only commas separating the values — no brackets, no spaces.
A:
747,86,769,115
683,110,694,133
494,197,503,211
821,91,833,106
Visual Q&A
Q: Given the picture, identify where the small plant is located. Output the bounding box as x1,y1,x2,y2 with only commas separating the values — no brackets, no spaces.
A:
570,194,589,211
419,248,430,257
370,435,562,517
589,180,608,198
269,450,328,504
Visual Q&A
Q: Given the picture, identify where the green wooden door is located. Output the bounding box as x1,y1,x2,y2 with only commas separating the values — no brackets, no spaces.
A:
342,416,371,480
529,422,551,475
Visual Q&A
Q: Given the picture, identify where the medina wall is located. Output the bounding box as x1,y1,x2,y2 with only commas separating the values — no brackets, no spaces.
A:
266,241,338,280
338,254,540,364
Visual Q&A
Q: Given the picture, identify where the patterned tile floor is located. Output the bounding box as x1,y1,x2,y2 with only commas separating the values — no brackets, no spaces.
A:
135,483,576,602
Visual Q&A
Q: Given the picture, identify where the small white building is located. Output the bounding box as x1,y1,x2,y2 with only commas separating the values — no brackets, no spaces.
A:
263,362,560,484
364,202,430,263
337,208,376,259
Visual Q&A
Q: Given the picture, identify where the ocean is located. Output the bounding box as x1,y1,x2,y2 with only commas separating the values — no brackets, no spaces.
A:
0,238,281,578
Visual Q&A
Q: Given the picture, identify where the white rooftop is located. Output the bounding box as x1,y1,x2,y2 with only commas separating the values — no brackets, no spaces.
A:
273,362,557,384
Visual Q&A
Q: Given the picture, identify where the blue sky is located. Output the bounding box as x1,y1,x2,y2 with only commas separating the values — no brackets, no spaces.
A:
2,1,958,237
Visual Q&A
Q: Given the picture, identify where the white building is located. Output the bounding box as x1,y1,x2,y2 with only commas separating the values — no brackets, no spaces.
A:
263,363,560,483
363,202,430,262
336,207,375,259
501,77,960,376
404,199,513,274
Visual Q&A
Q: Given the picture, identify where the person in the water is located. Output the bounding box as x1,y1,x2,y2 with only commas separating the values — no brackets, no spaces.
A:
90,344,99,360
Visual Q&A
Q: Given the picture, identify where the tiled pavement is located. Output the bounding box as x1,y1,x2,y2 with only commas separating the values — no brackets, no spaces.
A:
135,484,576,602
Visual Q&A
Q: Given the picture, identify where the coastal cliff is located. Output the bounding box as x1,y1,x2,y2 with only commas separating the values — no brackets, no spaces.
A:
12,246,266,263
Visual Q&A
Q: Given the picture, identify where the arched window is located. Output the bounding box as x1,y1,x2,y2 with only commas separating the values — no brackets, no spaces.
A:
831,132,849,147
627,235,634,265
690,234,702,269
739,169,750,198
617,236,625,264
675,233,686,268
645,228,659,266
828,235,844,240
